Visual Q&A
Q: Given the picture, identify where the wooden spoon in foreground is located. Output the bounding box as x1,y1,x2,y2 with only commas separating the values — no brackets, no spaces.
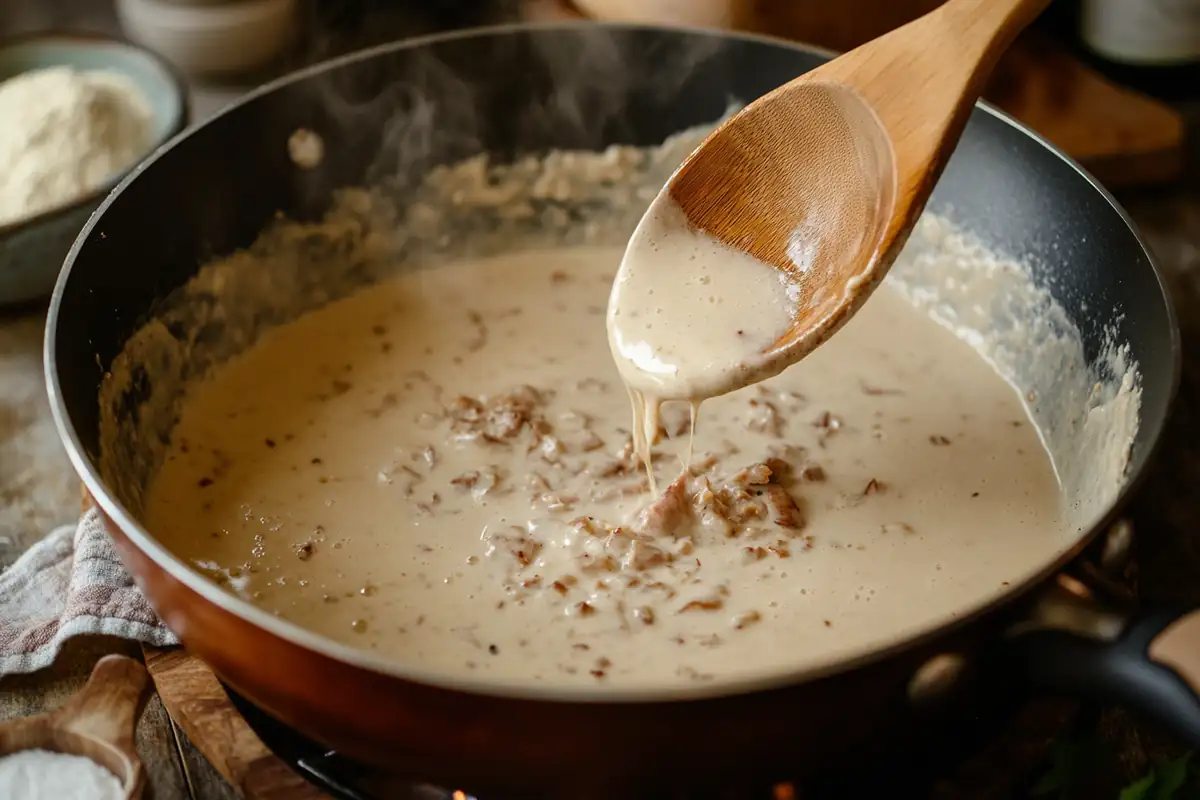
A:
667,0,1051,366
0,655,151,799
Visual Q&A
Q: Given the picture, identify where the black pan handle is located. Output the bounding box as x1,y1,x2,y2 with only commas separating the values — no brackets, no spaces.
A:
1004,582,1200,745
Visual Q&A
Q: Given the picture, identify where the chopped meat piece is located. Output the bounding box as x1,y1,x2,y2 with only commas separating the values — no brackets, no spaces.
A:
451,467,505,499
451,470,480,488
487,398,533,439
483,527,541,568
598,459,632,478
621,537,671,571
800,465,826,483
813,411,843,446
447,395,484,426
678,595,725,613
746,398,785,437
447,385,551,444
570,516,613,537
635,473,691,537
690,476,734,538
727,463,773,486
633,606,656,625
742,546,768,563
764,484,806,530
813,411,843,431
762,457,793,482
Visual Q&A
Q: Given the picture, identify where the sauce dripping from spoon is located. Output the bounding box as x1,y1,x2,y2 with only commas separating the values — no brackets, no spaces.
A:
607,193,800,490
607,0,1050,488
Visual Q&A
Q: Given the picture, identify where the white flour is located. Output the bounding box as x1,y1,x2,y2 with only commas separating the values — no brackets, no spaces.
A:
0,66,153,226
0,749,124,800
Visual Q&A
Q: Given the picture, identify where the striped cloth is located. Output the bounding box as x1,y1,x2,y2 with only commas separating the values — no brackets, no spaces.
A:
0,508,177,676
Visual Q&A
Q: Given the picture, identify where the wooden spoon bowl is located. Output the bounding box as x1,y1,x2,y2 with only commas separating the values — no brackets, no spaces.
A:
667,0,1051,365
0,655,151,800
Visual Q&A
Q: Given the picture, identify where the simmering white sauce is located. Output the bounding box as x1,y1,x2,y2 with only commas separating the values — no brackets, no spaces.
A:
608,194,799,485
607,194,797,402
144,244,1067,691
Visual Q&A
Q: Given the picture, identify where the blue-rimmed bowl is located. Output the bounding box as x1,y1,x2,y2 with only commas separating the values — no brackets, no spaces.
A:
0,31,188,307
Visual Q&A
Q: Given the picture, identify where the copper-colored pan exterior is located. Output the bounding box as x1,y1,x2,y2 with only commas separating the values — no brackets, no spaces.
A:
93,494,1024,791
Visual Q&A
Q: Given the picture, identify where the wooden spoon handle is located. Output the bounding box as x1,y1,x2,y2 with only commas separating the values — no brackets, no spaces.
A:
933,0,1052,72
819,0,1053,114
55,655,151,752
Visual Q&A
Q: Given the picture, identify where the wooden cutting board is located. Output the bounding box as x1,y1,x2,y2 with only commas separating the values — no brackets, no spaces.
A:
524,0,1184,187
141,646,331,800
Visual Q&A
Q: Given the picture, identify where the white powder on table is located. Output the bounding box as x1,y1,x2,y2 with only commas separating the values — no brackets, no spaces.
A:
0,749,124,800
0,66,154,226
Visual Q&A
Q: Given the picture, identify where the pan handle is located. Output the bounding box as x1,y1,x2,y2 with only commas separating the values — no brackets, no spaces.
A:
1004,576,1200,745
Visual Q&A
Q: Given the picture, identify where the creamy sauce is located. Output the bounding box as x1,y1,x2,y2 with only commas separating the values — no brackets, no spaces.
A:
607,195,797,402
143,245,1067,691
145,247,1065,690
608,195,798,479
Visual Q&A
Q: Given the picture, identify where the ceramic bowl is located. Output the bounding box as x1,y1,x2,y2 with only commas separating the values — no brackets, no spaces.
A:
116,0,300,78
0,32,188,308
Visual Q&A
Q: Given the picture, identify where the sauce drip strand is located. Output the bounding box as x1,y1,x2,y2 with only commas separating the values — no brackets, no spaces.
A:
607,194,800,492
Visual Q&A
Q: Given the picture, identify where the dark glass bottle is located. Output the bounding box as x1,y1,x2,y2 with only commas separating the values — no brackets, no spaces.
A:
1075,0,1200,101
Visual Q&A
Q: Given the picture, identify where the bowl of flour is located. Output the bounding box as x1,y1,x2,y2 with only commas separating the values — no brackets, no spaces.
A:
0,31,187,306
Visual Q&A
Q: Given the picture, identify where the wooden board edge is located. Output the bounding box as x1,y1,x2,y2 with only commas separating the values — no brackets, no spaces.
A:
142,646,329,799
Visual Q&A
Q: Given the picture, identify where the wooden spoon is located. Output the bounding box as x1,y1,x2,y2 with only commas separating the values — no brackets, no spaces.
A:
666,0,1051,365
0,655,152,799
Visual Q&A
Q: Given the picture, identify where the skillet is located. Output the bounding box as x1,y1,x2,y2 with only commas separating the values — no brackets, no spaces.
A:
45,22,1190,795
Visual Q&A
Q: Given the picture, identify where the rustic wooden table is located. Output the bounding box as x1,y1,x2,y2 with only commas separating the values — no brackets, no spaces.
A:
3,2,1200,797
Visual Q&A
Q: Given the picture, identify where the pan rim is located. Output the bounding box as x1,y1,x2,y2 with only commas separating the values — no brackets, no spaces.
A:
44,20,1182,705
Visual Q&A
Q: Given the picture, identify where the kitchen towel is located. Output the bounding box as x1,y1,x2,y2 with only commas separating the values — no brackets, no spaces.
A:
0,508,177,676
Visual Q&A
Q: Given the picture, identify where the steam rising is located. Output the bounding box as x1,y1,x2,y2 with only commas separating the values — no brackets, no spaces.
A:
299,26,727,193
